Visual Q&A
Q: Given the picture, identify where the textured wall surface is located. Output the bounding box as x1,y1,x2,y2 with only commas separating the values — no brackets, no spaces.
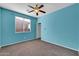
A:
39,4,79,51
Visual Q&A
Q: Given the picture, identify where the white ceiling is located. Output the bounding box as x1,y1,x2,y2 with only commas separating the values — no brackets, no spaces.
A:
0,3,74,18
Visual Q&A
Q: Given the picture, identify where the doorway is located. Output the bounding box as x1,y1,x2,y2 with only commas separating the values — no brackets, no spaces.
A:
36,23,41,39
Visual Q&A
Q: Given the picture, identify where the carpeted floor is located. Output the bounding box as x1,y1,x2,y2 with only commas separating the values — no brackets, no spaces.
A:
0,39,78,56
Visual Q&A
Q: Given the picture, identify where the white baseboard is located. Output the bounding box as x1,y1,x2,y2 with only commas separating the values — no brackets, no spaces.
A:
0,46,2,48
42,39,79,52
1,39,35,47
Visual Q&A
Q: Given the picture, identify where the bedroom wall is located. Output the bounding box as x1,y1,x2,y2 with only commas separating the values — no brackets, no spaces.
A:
38,4,79,51
0,8,1,47
0,7,37,47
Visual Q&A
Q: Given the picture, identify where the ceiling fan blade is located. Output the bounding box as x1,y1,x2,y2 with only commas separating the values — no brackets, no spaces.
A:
28,10,34,13
28,5,34,9
36,13,38,16
39,10,46,13
39,5,44,9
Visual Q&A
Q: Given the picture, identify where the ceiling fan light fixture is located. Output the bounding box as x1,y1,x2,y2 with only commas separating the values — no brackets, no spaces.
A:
27,4,46,16
34,9,39,13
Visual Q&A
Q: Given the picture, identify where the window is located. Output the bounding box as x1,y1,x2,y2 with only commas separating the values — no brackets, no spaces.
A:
15,16,31,33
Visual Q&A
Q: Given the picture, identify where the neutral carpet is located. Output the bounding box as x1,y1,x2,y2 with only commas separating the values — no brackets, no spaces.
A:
0,39,78,56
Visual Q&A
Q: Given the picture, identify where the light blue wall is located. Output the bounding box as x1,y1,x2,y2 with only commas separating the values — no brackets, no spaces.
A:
0,8,1,46
77,6,79,51
38,4,79,51
0,8,37,47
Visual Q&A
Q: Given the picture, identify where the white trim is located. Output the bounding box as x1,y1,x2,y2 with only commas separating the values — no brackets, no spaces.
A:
36,20,38,38
1,39,35,47
42,39,79,52
15,16,31,33
36,20,41,39
0,46,2,48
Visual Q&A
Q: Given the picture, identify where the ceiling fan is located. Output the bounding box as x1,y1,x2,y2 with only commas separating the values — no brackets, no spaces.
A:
27,4,46,16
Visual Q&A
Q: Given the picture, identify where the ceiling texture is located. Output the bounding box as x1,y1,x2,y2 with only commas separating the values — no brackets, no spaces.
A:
0,3,74,18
